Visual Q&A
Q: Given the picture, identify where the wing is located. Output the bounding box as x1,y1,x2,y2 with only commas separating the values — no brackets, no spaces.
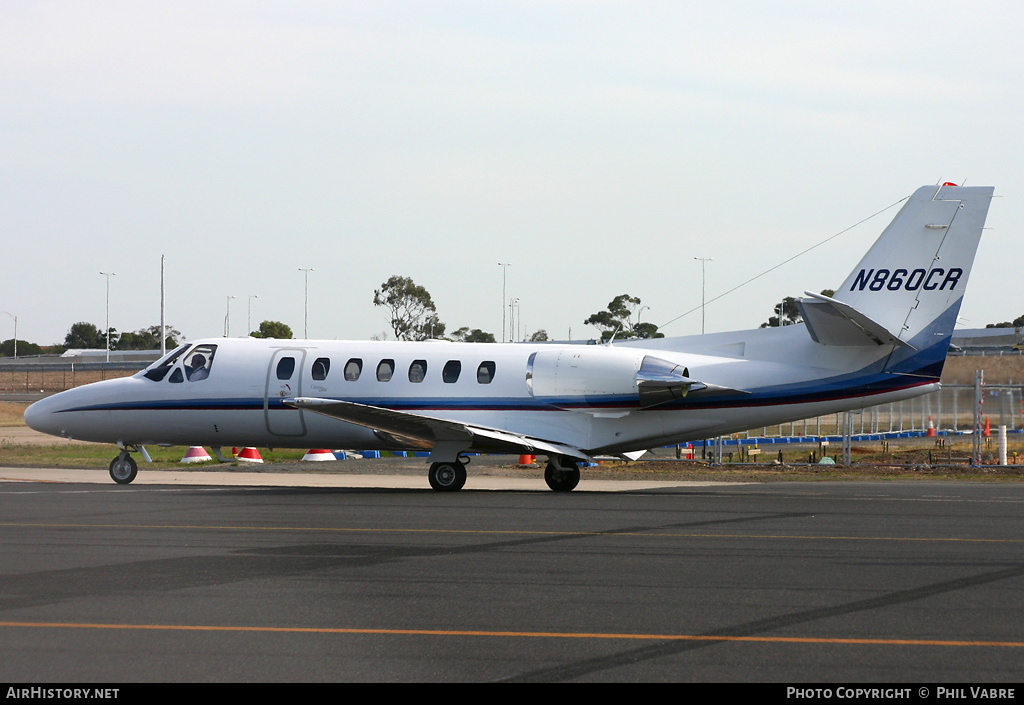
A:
286,397,592,461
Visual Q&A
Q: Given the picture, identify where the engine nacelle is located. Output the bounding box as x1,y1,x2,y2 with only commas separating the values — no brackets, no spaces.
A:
526,348,699,410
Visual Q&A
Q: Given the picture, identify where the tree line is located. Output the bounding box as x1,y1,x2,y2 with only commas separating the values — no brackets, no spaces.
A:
4,277,1018,356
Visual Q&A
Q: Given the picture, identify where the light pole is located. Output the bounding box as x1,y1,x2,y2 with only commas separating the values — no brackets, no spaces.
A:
100,272,116,361
693,257,712,334
498,263,511,342
637,305,649,337
224,295,236,337
1,311,16,359
510,297,520,342
298,268,314,338
248,295,259,336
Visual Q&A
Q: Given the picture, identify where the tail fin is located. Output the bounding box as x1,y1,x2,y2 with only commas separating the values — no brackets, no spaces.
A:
798,183,994,375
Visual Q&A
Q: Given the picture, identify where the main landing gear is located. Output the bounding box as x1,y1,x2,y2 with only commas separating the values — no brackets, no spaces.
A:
428,457,468,492
544,457,580,492
428,454,582,492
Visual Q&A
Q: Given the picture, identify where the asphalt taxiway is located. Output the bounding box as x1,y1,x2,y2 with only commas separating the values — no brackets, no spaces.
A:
2,470,1023,682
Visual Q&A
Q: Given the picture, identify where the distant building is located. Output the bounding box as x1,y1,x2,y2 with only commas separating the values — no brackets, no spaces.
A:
950,328,1021,348
60,349,164,363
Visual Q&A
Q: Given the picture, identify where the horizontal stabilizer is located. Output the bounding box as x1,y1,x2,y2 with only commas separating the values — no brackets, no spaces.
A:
797,291,915,349
287,397,590,461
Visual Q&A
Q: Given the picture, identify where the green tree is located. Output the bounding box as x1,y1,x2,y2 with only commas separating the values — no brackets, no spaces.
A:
760,290,835,328
373,276,445,341
585,294,662,341
250,320,293,339
115,325,182,350
0,339,42,357
528,329,549,342
986,315,1024,329
451,327,496,343
63,322,106,349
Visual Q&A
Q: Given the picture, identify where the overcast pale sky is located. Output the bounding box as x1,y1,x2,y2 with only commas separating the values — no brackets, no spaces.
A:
2,1,1021,347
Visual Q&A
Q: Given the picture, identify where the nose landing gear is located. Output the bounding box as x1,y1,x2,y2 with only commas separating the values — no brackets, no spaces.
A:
109,450,138,484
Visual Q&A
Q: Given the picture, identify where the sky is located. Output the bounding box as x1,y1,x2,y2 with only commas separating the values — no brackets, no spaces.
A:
2,1,1022,347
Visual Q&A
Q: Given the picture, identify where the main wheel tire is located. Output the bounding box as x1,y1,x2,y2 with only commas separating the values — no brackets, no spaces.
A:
429,462,467,492
544,462,580,492
109,455,138,484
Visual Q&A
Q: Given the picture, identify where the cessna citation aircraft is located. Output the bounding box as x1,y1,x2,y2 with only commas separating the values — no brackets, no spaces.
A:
26,184,994,491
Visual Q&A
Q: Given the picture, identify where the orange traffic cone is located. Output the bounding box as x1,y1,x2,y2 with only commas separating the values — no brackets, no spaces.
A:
983,417,991,437
927,416,935,437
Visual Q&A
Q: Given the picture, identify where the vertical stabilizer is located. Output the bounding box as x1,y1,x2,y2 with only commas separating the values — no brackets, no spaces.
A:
828,183,993,374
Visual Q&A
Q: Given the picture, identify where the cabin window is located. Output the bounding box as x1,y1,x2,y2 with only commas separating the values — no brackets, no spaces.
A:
344,358,362,381
168,368,184,384
409,360,427,383
442,360,461,383
477,361,496,384
184,344,217,382
276,356,296,380
376,359,395,382
312,357,331,381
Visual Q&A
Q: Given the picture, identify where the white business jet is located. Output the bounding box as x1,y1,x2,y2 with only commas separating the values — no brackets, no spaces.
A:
25,184,994,491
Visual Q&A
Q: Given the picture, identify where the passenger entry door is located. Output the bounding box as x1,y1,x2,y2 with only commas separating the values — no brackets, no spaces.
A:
265,349,307,436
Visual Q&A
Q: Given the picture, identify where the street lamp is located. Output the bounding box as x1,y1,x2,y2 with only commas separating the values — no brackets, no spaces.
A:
298,268,314,338
1,311,16,359
693,257,713,334
248,295,259,336
510,297,520,342
498,263,511,342
100,272,116,361
224,295,236,337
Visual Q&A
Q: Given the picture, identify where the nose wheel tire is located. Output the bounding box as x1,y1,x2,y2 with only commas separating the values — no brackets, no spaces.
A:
109,454,138,484
429,462,467,492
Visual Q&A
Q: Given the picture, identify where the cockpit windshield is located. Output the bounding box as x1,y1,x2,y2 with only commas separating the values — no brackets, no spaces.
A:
140,345,189,382
140,343,218,383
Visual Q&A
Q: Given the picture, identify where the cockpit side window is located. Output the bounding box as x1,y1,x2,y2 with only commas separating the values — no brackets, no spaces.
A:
184,344,217,381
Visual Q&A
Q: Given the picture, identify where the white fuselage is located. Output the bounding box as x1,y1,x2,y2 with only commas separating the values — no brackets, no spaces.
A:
24,328,939,457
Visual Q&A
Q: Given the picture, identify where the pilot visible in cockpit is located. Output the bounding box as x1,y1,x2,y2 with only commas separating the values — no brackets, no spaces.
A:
187,354,209,381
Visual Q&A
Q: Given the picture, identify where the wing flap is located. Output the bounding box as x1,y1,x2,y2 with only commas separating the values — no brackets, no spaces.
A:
287,397,590,461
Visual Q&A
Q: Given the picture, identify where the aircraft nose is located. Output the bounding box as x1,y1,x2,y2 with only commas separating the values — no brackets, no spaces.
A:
24,395,64,437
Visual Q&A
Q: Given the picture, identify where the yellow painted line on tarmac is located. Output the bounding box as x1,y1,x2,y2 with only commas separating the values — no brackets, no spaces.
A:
1,521,1024,545
1,621,1022,648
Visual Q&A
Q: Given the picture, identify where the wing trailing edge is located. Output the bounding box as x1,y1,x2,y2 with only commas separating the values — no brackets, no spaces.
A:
286,397,591,461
